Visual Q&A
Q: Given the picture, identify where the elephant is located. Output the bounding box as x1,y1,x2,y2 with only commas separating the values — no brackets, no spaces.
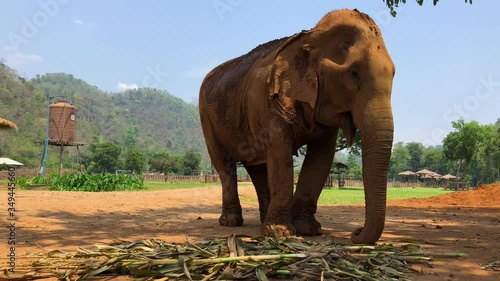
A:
199,9,395,244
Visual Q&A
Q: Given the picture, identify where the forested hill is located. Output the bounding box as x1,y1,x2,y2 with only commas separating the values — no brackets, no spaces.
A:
0,62,206,167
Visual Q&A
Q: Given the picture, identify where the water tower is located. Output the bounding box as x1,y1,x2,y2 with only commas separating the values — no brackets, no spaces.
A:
39,96,84,177
49,101,76,143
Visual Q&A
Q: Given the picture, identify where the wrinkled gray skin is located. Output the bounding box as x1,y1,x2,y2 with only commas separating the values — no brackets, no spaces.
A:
199,9,395,244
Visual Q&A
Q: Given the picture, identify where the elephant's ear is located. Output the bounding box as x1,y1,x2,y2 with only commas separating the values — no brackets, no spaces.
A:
268,32,318,109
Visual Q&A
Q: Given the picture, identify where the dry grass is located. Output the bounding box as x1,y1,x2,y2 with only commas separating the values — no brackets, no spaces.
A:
6,228,467,281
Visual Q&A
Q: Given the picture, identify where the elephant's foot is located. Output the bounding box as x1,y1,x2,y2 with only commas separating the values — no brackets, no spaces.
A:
261,224,295,237
219,210,243,227
258,210,267,224
293,218,322,236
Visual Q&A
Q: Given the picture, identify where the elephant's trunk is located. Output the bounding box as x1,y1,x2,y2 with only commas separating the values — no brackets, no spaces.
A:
351,103,394,244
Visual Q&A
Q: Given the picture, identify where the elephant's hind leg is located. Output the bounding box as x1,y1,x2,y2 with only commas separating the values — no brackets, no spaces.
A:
244,164,270,223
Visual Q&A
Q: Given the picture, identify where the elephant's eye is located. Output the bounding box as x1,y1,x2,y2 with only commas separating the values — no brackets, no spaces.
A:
343,69,360,92
351,70,359,80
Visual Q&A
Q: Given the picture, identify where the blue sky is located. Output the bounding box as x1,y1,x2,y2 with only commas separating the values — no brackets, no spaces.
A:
1,0,499,146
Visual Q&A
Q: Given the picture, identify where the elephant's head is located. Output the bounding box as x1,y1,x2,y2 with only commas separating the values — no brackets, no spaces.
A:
268,9,395,244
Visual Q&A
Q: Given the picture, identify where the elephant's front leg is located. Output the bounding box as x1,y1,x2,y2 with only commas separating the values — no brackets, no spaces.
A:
218,161,243,227
262,143,295,237
293,131,338,236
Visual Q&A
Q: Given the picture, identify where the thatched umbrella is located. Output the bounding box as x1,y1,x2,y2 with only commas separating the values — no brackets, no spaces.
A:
397,170,418,182
416,169,434,175
430,172,442,178
398,170,417,176
422,173,441,179
0,118,18,130
442,174,457,180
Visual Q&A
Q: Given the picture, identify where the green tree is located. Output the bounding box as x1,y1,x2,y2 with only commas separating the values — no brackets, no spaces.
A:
124,128,139,148
384,0,473,17
85,142,122,173
443,119,488,179
149,152,175,174
474,123,499,184
181,149,202,175
421,146,448,173
388,142,410,181
124,148,145,173
345,153,362,180
406,142,425,172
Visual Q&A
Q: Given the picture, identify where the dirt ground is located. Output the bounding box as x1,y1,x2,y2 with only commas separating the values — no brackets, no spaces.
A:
0,183,498,281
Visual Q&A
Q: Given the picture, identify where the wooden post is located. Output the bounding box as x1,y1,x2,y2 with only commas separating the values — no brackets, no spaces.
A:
76,145,83,173
59,144,64,176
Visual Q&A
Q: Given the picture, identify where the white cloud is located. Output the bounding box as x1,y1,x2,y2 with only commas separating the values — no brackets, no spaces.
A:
71,16,83,25
184,61,220,78
4,52,43,66
117,82,139,91
3,45,16,52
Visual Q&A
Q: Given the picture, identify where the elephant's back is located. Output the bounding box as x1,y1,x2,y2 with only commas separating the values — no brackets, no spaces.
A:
200,36,290,104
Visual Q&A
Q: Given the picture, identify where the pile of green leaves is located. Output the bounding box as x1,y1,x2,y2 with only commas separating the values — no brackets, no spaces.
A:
17,173,145,192
50,173,145,191
17,234,466,280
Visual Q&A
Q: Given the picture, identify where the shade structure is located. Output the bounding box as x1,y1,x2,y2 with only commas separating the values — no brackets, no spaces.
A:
398,170,417,176
0,158,24,166
442,174,457,179
0,118,18,130
416,169,434,175
430,172,442,178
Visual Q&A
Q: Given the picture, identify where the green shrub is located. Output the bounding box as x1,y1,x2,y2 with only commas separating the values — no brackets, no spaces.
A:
16,176,28,189
16,175,51,189
17,173,145,191
49,173,145,191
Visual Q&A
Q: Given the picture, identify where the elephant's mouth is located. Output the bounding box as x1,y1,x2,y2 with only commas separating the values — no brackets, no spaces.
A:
339,112,357,146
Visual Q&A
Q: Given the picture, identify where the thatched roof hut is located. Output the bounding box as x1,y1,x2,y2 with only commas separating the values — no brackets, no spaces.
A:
441,174,457,180
0,118,18,130
416,169,434,175
398,170,417,176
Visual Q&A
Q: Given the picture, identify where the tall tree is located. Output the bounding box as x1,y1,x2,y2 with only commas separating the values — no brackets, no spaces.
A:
405,142,425,172
474,123,500,184
345,153,362,180
421,146,446,173
85,142,122,173
149,152,175,174
443,119,488,178
124,148,145,173
388,142,410,181
124,128,139,148
181,149,202,175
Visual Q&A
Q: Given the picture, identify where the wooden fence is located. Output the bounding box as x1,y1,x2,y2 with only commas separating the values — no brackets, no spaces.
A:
387,181,426,188
3,169,462,189
142,173,444,188
143,174,205,182
445,181,469,190
142,174,251,183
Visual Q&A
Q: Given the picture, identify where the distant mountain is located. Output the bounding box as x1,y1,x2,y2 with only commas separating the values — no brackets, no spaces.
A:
0,62,208,168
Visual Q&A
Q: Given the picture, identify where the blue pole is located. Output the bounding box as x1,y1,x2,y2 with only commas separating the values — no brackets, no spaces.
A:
40,96,51,177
